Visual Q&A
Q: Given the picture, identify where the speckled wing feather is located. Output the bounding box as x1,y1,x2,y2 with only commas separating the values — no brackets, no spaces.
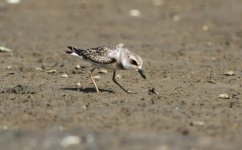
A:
66,46,117,64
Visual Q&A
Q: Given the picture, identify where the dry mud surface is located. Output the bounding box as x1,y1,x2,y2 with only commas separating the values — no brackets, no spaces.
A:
0,0,242,149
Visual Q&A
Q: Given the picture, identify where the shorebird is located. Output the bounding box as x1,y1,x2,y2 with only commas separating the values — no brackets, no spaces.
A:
66,45,146,93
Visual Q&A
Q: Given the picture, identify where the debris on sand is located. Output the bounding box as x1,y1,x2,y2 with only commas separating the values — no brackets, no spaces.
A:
148,87,159,95
224,71,235,76
218,94,229,99
202,25,209,31
129,9,140,17
47,69,57,73
0,46,12,52
116,74,122,79
6,0,21,4
7,66,12,69
172,15,181,22
98,69,108,74
75,64,81,69
35,67,43,71
191,121,205,126
93,75,101,80
152,0,163,6
60,135,80,148
76,82,81,87
61,73,68,78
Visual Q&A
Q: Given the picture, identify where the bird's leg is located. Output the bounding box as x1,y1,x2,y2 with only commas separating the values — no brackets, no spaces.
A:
112,70,130,93
88,68,100,93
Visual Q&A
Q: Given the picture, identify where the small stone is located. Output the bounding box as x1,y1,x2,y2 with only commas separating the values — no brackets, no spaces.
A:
3,125,8,130
76,82,81,87
61,73,68,78
202,25,209,31
60,135,80,148
192,121,205,126
35,67,43,71
7,0,21,4
83,105,87,109
129,9,140,17
152,0,163,6
116,74,122,79
0,46,12,52
207,42,212,46
172,15,180,22
47,69,57,73
59,126,63,131
99,69,108,74
224,71,235,76
93,75,101,80
7,66,12,69
75,64,81,69
218,94,229,99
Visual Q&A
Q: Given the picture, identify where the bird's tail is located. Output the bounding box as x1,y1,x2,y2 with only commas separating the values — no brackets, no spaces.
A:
66,46,83,57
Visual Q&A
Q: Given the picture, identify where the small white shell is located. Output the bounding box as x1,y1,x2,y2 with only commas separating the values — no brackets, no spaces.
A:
218,94,229,99
93,75,101,80
224,71,235,76
0,46,12,52
47,69,57,73
61,73,68,78
129,9,140,17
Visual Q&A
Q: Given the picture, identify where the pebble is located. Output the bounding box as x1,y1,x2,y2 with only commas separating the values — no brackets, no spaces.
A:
116,74,122,79
61,73,68,78
192,121,205,126
129,9,140,17
47,69,57,73
218,94,229,99
76,82,81,87
202,25,209,31
60,135,80,148
35,67,43,71
152,0,163,6
7,66,12,69
224,71,235,76
93,75,101,80
0,46,12,52
99,69,108,74
3,125,8,130
6,0,21,4
172,15,181,22
75,64,81,69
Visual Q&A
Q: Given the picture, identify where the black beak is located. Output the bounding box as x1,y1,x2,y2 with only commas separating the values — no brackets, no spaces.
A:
138,69,146,79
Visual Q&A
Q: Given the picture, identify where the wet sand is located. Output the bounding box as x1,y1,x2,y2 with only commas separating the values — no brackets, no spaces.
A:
0,0,242,149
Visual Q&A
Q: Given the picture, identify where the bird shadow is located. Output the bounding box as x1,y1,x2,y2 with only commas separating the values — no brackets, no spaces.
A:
61,87,114,93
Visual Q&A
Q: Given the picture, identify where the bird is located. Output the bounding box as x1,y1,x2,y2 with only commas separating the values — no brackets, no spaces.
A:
66,45,146,93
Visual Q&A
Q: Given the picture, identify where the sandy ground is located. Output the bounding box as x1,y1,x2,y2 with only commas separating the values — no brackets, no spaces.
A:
0,0,242,149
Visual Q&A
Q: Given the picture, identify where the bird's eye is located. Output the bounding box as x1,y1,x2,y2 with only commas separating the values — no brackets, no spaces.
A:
131,59,138,66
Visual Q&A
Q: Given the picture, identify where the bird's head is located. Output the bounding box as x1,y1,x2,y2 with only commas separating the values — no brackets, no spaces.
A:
122,50,146,79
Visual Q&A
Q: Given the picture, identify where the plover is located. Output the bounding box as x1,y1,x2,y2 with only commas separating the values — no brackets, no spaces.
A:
66,45,146,93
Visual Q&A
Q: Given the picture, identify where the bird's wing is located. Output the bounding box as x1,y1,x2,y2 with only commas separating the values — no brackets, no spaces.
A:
66,46,118,64
86,46,118,64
